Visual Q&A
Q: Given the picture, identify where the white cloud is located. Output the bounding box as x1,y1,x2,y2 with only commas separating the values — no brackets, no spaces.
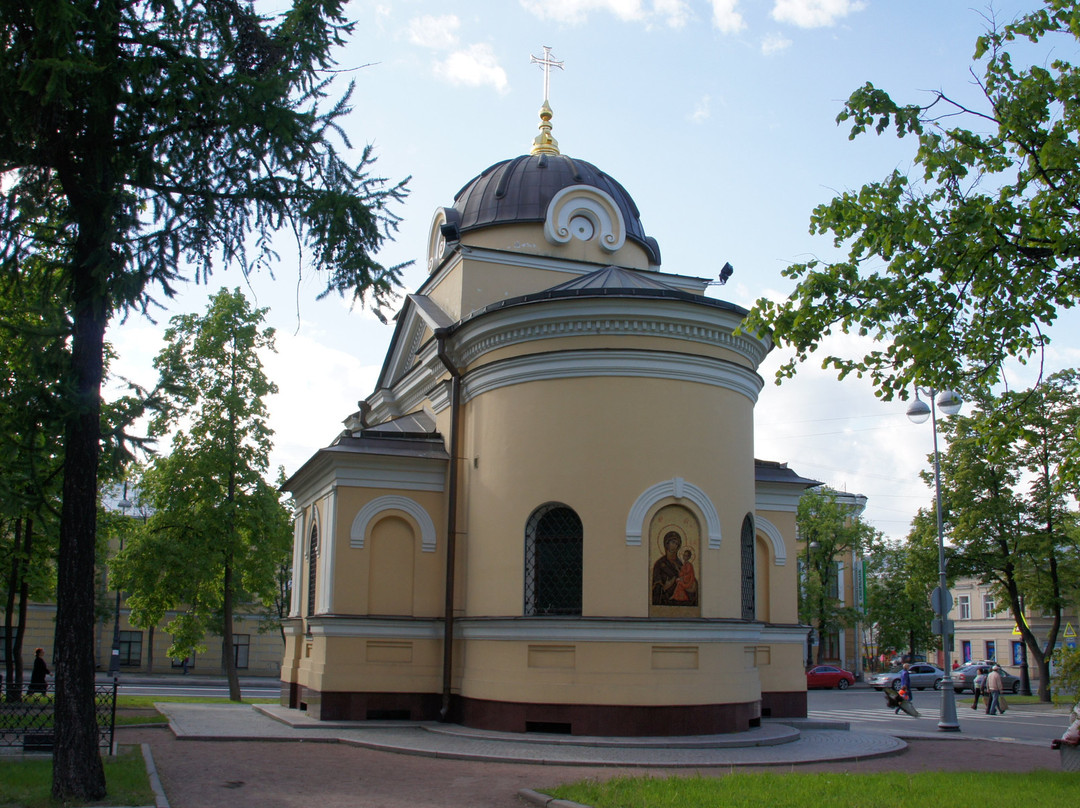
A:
652,0,692,27
710,0,745,34
434,44,510,94
263,331,382,476
407,14,461,50
770,0,866,29
689,94,710,123
761,33,793,55
520,0,688,27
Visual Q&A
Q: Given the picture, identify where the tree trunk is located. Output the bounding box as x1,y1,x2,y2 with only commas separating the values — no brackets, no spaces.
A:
14,517,32,695
53,281,108,801
4,517,21,701
222,556,241,701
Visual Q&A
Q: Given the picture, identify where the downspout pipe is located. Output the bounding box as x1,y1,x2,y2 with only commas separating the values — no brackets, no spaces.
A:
435,329,461,722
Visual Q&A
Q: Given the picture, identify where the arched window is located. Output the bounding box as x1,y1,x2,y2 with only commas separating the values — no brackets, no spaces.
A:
306,521,319,617
740,513,755,620
524,504,583,616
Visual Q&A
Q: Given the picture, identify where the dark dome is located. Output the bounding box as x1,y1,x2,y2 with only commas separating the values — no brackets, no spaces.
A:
451,153,661,265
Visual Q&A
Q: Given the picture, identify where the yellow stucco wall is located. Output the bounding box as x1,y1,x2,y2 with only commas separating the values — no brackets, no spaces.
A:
459,375,755,618
456,639,761,705
460,222,654,272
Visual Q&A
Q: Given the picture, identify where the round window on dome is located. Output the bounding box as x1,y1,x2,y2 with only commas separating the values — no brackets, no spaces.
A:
568,214,595,241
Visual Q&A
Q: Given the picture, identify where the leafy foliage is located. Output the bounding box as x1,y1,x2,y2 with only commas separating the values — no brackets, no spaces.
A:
861,527,936,669
1,0,406,797
936,370,1080,699
112,289,293,701
797,487,879,665
743,1,1080,397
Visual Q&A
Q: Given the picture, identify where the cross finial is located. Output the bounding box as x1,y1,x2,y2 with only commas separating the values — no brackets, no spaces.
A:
530,46,563,103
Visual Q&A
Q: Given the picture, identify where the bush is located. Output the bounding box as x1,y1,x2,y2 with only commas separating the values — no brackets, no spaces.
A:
1051,646,1080,706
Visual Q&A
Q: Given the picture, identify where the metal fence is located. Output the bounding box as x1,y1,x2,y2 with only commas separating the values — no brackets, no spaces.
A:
0,682,117,754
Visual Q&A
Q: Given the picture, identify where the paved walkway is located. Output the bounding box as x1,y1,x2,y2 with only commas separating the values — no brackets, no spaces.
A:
116,702,1063,808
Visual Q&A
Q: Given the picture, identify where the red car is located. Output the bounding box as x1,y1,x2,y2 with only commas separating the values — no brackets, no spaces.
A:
806,665,856,690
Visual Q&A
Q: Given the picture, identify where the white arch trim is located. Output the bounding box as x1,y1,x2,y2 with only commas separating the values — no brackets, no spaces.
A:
625,477,722,549
755,514,787,566
350,495,437,553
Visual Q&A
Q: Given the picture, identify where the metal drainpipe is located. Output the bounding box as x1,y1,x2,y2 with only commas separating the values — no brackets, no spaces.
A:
435,330,461,721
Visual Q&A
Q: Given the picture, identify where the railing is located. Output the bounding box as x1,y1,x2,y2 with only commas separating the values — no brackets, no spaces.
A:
0,682,117,754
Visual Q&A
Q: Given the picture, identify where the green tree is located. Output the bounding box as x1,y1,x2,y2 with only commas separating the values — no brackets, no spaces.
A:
112,289,293,702
798,488,878,665
0,269,67,700
862,530,935,671
743,1,1080,398
1,1,405,797
925,372,1080,699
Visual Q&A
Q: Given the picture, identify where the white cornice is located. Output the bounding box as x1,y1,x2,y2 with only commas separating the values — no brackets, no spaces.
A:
756,483,811,513
454,295,768,370
464,349,764,405
304,616,811,645
286,452,446,506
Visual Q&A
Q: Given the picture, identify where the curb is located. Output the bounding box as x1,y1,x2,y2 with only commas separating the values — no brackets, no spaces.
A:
141,742,170,808
517,789,591,808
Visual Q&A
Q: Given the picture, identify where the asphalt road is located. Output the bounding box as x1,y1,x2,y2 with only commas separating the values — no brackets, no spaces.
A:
809,684,1070,745
97,673,280,700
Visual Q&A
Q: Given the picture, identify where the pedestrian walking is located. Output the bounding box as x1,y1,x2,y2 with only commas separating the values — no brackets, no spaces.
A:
972,667,988,710
986,664,1004,715
28,647,50,695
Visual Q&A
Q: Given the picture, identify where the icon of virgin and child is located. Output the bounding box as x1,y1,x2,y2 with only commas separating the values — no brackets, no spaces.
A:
651,530,698,607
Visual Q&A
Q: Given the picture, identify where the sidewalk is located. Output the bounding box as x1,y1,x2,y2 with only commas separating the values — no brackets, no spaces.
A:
115,701,1061,808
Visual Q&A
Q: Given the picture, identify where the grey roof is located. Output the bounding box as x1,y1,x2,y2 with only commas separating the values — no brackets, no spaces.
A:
547,265,678,292
362,410,437,436
754,459,821,488
452,153,662,265
470,265,748,320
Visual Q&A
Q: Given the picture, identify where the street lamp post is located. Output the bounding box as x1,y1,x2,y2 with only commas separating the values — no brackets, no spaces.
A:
109,493,132,678
907,388,962,732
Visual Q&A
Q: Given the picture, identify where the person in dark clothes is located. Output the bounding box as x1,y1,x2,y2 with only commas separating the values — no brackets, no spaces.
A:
28,647,50,694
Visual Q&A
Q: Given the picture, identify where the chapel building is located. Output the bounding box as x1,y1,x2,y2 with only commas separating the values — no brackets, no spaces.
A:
279,98,819,736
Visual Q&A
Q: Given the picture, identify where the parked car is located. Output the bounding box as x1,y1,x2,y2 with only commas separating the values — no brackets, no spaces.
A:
868,663,945,691
951,663,1022,694
806,665,856,690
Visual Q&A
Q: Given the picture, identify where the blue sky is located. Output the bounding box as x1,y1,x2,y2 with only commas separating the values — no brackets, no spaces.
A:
109,0,1077,541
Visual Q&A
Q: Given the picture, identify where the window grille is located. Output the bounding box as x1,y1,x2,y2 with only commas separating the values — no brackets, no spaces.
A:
307,522,319,617
524,504,583,616
740,514,755,620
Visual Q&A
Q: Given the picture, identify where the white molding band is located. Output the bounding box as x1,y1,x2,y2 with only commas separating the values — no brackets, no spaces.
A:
304,616,812,645
754,514,787,566
464,349,764,405
289,515,304,617
625,477,722,549
350,495,438,553
317,487,338,614
454,296,769,371
544,186,626,252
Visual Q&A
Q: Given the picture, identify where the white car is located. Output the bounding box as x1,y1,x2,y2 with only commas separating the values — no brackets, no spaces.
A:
869,663,945,691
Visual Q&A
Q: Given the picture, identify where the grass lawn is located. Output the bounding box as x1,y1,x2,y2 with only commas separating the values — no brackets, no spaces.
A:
0,692,281,805
0,746,153,808
548,770,1077,808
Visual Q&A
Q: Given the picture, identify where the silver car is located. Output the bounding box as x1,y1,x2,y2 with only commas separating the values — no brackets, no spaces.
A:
951,663,1021,694
869,663,945,691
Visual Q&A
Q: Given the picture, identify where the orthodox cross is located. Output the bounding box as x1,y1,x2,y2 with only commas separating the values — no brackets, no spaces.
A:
530,46,564,103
